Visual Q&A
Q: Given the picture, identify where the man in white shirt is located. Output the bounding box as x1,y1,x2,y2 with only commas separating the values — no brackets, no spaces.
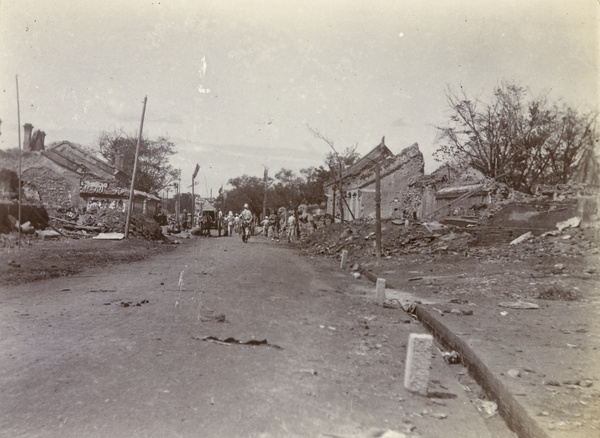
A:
287,212,297,243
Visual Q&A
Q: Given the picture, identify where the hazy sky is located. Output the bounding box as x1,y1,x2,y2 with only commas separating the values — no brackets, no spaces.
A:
1,0,598,197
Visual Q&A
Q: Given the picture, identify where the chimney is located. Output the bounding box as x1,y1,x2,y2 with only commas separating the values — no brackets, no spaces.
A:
38,131,46,150
23,123,33,151
113,153,124,171
30,130,46,151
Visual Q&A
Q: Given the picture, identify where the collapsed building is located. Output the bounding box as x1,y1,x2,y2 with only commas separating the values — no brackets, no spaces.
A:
0,124,161,234
324,142,425,221
321,139,598,247
322,142,500,222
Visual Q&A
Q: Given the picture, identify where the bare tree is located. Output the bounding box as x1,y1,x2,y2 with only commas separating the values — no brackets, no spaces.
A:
306,125,360,221
435,82,598,192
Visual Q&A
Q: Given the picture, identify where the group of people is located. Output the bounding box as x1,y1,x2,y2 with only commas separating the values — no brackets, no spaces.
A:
219,204,253,237
184,204,302,243
261,209,297,243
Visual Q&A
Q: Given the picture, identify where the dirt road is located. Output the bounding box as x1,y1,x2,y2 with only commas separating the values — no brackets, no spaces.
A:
0,236,511,438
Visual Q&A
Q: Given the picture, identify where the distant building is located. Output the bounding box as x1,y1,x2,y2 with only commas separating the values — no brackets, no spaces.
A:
0,136,159,219
323,142,424,220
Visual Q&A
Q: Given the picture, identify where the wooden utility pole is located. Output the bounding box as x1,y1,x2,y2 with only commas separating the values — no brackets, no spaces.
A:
262,166,268,220
15,75,22,248
177,172,181,222
332,190,336,221
375,136,384,258
192,164,200,227
338,159,345,223
124,96,147,238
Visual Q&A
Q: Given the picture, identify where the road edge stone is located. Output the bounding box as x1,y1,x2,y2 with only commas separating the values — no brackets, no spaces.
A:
358,265,551,438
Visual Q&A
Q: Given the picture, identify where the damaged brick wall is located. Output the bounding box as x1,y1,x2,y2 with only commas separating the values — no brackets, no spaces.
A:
22,167,83,217
358,146,424,220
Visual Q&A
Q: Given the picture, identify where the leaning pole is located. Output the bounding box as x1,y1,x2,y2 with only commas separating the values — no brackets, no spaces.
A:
124,96,148,238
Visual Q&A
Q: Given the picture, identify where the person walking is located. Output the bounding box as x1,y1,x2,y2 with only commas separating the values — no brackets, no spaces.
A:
268,212,279,241
234,214,241,235
240,204,253,242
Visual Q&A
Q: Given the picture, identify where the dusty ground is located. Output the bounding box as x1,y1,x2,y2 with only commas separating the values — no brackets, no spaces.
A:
0,233,513,438
358,252,600,437
300,219,600,437
2,219,599,437
0,235,175,286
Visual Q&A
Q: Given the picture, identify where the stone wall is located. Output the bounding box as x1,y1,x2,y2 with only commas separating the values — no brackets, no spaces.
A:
22,166,83,216
355,147,424,220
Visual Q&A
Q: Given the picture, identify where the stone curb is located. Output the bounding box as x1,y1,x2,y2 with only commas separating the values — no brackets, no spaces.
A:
358,266,550,438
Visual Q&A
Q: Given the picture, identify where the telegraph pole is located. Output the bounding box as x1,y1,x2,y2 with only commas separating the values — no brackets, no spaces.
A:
375,136,384,258
262,166,268,220
15,75,22,248
191,164,199,227
174,182,180,224
177,169,181,224
124,96,147,238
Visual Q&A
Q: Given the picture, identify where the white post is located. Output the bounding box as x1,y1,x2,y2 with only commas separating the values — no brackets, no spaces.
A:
375,278,386,306
340,249,349,270
404,333,433,395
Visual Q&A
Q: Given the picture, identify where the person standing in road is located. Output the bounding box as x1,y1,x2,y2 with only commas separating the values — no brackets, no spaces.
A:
234,214,241,234
240,204,253,242
287,211,297,243
226,211,235,236
268,212,279,241
261,215,270,237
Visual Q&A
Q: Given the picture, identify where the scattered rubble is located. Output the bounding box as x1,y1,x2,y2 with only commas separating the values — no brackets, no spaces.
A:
300,182,598,269
537,286,578,301
471,398,498,418
196,336,283,350
498,302,539,310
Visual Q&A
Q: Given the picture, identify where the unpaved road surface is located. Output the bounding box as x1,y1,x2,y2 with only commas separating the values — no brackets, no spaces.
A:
1,236,511,438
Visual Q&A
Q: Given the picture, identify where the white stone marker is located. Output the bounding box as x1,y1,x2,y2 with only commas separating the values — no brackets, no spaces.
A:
340,249,349,270
375,278,386,306
404,333,433,395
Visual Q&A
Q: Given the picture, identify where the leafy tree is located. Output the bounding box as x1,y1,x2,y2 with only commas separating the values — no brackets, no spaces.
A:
222,175,265,216
299,166,330,205
272,169,304,209
97,129,179,194
435,82,598,192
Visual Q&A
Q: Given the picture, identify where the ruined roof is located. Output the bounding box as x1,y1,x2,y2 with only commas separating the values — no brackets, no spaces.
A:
133,190,161,201
325,142,422,190
196,199,216,212
338,143,394,182
42,142,121,181
325,143,423,188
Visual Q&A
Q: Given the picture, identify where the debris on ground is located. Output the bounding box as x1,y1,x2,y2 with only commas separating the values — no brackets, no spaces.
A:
120,299,149,307
507,369,521,378
498,301,539,310
509,232,533,245
438,349,461,364
537,286,578,301
471,398,498,418
196,336,283,349
300,180,598,265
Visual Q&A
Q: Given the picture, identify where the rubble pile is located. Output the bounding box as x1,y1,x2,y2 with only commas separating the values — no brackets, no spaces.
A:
300,211,599,264
467,181,597,221
301,218,477,259
51,208,163,240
